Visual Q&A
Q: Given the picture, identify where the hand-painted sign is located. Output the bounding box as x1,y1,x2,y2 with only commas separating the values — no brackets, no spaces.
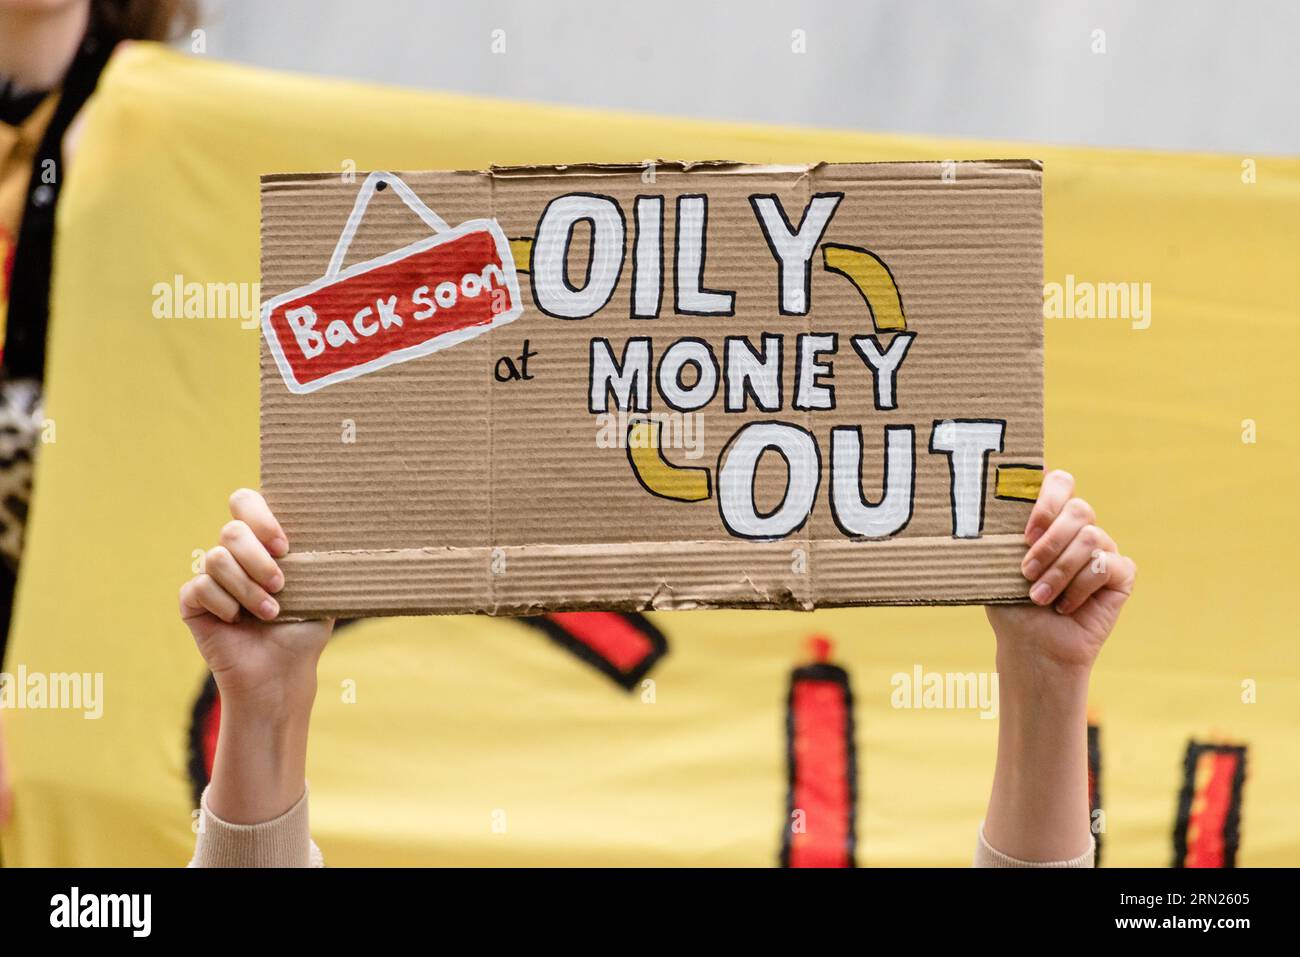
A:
259,161,1043,618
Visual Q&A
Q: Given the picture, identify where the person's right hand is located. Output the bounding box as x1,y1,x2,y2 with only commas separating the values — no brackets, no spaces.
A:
179,488,333,724
985,469,1136,674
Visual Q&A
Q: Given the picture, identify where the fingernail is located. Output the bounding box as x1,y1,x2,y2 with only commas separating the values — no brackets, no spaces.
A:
1022,559,1041,581
258,598,279,619
1025,526,1044,546
1030,582,1051,604
1055,601,1071,615
269,537,289,557
268,570,284,593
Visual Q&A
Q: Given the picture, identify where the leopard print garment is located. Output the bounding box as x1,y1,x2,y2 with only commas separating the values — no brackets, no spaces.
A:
0,377,41,571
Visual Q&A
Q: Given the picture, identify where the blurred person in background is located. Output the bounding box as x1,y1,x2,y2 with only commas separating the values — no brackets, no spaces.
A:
0,0,198,832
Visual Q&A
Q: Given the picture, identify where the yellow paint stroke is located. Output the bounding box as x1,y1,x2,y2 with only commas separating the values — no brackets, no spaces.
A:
821,243,907,331
995,465,1044,502
509,237,532,272
627,419,712,502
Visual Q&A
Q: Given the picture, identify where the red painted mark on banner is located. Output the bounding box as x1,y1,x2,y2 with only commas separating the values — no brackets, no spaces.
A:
1175,742,1247,868
782,637,856,868
518,611,669,691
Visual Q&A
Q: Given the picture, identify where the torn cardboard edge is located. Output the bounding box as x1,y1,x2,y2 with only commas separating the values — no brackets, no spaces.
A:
274,534,1033,619
262,157,1043,184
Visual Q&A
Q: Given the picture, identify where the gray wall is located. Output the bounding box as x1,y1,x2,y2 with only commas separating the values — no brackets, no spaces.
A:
196,0,1298,154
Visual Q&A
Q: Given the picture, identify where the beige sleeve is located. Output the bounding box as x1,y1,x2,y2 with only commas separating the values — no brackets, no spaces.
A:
188,786,324,868
973,825,1095,868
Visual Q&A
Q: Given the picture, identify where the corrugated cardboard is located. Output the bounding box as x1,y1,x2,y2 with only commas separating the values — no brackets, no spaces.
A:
260,160,1043,618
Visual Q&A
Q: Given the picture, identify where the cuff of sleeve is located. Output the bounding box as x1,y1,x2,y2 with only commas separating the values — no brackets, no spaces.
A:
189,785,321,868
973,825,1095,868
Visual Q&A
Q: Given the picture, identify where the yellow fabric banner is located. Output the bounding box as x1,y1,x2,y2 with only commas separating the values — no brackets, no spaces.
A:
3,44,1297,866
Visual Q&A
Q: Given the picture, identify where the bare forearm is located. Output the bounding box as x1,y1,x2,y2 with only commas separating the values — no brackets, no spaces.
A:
983,649,1092,862
182,489,331,864
205,694,314,826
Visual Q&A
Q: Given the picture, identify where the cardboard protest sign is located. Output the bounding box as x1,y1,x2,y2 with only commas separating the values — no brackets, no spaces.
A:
260,161,1043,619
